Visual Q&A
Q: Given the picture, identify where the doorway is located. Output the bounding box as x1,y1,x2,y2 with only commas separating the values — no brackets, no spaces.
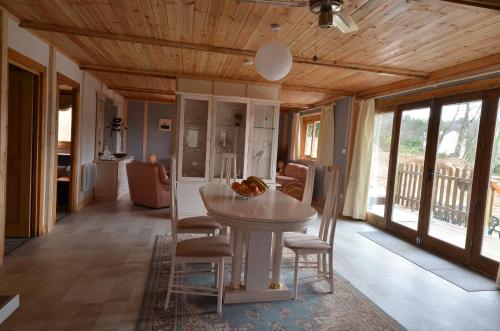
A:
381,89,500,277
4,63,40,254
55,73,79,221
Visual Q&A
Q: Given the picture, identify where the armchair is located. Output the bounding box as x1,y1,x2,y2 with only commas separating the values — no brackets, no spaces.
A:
126,161,171,208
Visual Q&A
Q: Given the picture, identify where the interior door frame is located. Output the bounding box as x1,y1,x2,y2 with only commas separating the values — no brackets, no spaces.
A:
54,72,80,217
7,48,47,237
385,88,500,277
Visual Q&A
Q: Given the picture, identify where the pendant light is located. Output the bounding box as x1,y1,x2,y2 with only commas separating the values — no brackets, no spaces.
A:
255,24,292,81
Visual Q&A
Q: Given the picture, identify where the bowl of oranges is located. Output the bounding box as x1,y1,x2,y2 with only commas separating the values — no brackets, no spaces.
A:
231,176,268,198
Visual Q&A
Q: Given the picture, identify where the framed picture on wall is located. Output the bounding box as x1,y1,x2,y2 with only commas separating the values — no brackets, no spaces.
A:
159,118,171,131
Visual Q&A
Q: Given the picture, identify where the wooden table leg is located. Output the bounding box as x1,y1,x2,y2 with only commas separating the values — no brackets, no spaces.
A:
270,231,284,289
230,228,244,290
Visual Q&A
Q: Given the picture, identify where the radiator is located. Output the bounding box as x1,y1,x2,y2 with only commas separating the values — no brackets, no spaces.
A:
81,163,97,191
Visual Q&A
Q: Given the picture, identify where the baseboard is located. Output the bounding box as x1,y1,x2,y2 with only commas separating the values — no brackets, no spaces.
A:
77,194,94,211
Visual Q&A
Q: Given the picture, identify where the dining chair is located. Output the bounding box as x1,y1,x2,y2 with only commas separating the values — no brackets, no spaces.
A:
171,157,221,235
302,161,316,206
283,165,341,299
165,157,232,314
220,153,237,184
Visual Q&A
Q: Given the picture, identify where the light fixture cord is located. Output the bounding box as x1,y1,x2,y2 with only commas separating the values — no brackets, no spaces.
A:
314,23,319,61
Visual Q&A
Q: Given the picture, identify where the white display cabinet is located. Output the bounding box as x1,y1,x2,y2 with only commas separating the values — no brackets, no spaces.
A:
175,78,280,217
210,97,250,181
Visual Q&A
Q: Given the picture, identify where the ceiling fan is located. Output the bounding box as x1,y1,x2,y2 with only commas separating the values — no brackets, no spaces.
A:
239,0,359,33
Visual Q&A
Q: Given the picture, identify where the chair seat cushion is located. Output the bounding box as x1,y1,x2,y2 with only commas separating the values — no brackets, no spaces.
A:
178,216,221,230
284,232,331,250
176,236,232,258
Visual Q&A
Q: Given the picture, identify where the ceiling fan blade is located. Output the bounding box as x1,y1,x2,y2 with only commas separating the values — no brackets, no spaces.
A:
332,11,359,33
238,0,308,7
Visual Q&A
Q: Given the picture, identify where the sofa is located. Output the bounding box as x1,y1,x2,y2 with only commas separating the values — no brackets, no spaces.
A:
126,161,171,208
276,163,308,187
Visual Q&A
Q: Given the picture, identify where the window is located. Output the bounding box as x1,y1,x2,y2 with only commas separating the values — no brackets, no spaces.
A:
301,115,320,159
58,107,72,142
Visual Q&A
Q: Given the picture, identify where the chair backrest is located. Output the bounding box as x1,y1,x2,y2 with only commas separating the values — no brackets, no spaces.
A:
318,165,342,249
282,182,304,201
170,156,179,243
284,163,308,183
302,162,316,205
220,153,237,184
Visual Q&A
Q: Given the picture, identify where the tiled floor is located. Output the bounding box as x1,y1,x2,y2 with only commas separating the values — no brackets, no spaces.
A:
0,197,499,331
0,199,167,331
4,238,30,256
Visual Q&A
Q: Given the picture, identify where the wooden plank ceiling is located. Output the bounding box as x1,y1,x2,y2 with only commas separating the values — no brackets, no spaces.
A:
1,0,499,107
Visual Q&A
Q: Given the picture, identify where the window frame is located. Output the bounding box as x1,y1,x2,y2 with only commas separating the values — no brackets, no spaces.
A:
300,114,321,160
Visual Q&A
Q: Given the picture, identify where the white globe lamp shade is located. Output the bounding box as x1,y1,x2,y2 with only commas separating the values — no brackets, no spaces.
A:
255,41,292,81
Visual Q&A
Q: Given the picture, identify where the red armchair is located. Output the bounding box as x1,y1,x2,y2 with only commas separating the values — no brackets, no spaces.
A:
126,161,171,208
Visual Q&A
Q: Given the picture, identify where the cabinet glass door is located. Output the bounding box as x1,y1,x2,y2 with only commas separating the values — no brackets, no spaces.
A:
181,98,209,179
212,100,248,180
250,103,277,181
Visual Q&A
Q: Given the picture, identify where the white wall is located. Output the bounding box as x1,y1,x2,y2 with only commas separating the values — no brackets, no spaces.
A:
78,72,100,203
7,17,49,67
56,51,83,83
6,14,122,222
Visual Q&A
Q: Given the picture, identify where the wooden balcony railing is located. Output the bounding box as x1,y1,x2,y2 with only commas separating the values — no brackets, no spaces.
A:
395,161,474,227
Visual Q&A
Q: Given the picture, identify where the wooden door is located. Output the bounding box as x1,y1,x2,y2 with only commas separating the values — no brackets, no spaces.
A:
6,65,35,237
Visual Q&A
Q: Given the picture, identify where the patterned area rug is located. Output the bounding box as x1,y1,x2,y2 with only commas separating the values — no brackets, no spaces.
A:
137,235,405,331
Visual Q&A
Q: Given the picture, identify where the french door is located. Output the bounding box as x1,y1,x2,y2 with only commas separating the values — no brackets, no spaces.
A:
384,89,500,277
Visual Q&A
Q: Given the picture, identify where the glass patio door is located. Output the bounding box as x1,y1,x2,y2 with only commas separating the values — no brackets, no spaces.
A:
381,90,500,277
386,106,431,240
425,99,483,249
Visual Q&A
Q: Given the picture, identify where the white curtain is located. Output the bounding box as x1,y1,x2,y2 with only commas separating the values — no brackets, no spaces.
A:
343,99,376,220
496,265,500,290
317,104,335,166
288,112,301,161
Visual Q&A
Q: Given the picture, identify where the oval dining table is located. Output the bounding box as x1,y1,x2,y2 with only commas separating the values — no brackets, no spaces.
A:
199,183,318,304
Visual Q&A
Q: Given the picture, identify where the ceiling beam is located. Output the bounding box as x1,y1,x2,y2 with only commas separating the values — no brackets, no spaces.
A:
123,95,175,104
81,64,353,96
82,65,176,79
375,76,500,109
358,53,500,99
107,86,175,95
280,104,311,110
440,0,500,10
312,95,349,108
20,20,429,79
281,84,355,96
